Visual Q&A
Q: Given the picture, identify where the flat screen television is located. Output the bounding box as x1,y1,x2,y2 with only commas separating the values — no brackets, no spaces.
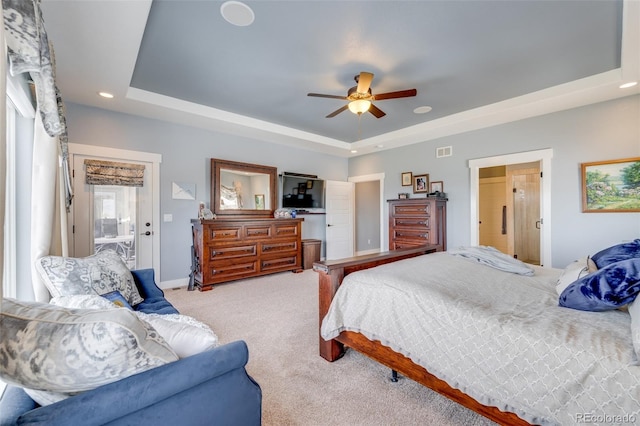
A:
280,174,325,211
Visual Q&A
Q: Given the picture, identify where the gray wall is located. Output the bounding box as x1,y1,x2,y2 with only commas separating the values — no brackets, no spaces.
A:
355,180,381,253
350,94,640,268
64,103,348,283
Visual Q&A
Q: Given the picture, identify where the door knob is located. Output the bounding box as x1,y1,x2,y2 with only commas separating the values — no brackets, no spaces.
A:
141,231,152,236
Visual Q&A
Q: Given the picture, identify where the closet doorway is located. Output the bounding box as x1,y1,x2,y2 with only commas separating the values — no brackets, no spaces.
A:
479,163,540,265
469,149,552,267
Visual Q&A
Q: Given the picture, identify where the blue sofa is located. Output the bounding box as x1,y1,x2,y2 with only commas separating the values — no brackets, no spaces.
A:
0,269,262,426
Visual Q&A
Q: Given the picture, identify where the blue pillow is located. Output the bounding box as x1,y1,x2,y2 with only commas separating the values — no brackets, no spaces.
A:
559,258,640,311
591,239,640,269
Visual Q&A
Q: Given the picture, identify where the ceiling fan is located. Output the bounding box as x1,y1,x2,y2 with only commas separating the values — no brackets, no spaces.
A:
307,71,417,118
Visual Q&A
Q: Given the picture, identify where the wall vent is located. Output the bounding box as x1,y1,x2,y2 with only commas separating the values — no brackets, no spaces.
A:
436,146,452,158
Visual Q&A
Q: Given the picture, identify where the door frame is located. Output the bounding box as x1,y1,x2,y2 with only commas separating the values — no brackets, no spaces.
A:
469,149,553,267
349,173,386,252
68,143,162,274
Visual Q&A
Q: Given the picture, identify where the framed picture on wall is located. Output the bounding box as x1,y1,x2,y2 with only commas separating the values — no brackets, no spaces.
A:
401,172,412,186
581,157,640,212
413,174,429,193
430,181,443,193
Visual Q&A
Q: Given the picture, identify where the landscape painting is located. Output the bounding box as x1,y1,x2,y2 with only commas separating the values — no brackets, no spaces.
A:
582,157,640,212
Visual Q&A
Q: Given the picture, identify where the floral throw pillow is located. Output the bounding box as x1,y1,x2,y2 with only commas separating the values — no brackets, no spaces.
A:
0,298,178,405
36,250,144,306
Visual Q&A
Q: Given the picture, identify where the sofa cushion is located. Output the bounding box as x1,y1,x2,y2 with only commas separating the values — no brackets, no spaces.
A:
0,298,178,405
35,250,144,306
136,312,218,358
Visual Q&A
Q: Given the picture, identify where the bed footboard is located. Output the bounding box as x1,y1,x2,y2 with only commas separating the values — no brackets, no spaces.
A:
314,246,439,361
314,246,530,426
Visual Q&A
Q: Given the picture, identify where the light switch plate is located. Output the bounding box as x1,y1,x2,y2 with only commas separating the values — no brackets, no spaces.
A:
163,214,173,222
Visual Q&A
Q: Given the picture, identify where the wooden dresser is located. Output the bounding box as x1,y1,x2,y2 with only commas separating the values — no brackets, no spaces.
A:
388,197,447,251
191,217,303,291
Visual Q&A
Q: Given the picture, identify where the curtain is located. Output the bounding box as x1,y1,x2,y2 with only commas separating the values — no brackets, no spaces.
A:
85,159,145,187
1,0,6,303
4,0,71,301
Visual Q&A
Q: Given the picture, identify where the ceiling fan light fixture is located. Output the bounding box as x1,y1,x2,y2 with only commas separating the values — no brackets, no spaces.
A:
348,99,371,115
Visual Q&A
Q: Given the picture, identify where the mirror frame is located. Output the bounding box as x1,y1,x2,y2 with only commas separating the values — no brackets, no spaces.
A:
210,158,277,216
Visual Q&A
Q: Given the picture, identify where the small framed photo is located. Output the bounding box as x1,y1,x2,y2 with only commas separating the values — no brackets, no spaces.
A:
306,180,314,189
401,172,412,186
430,181,443,193
398,192,410,199
582,156,640,212
254,194,265,210
413,174,429,193
298,182,307,194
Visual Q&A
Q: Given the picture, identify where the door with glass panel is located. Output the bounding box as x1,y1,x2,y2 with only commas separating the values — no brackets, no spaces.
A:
70,153,155,270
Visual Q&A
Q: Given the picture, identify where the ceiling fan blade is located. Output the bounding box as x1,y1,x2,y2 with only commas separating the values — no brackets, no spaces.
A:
356,72,374,94
308,93,348,100
326,104,349,118
369,104,386,118
373,89,417,101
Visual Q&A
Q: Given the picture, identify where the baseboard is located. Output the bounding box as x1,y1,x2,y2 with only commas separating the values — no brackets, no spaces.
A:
355,248,382,256
159,277,189,290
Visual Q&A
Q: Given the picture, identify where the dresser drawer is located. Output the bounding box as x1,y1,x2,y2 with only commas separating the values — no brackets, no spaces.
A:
391,241,432,250
208,226,242,241
392,229,430,241
392,202,431,216
245,225,271,239
206,260,258,282
274,223,299,238
207,243,256,260
261,240,298,255
260,256,299,272
392,217,430,229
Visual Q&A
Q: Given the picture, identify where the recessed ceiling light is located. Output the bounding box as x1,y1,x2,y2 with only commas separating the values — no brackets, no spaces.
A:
98,91,114,99
414,106,432,114
350,149,358,154
221,1,255,26
619,81,638,89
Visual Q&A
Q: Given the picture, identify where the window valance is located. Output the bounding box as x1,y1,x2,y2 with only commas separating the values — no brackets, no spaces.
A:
84,159,145,187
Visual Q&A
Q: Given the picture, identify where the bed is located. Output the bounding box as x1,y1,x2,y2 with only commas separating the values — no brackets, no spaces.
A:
315,245,640,425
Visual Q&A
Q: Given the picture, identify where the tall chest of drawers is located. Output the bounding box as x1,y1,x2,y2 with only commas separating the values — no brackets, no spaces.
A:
388,198,447,251
191,217,303,291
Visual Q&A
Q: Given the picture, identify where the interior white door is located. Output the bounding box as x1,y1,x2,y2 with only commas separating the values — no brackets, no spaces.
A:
71,153,154,269
325,180,354,260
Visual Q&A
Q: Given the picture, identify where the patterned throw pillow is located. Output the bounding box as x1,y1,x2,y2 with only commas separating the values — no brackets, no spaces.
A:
559,258,640,311
35,250,144,306
591,239,640,269
50,295,219,359
0,298,178,405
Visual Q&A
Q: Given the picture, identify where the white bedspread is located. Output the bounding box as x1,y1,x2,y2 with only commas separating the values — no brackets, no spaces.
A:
321,252,640,425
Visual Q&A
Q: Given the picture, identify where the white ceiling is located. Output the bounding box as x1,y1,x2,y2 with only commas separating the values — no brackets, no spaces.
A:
40,0,640,158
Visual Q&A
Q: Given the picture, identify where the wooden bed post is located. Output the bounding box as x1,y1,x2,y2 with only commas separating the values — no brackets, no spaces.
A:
317,266,345,361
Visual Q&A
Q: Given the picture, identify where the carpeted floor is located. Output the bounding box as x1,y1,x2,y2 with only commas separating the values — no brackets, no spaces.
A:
165,269,496,426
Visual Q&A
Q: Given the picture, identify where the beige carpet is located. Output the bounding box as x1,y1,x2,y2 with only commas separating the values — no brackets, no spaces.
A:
165,270,496,426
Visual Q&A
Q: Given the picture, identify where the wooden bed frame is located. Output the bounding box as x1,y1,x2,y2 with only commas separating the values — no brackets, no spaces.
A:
314,246,530,426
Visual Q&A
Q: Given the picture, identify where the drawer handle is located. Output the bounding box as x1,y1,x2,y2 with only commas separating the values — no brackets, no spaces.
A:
211,251,217,257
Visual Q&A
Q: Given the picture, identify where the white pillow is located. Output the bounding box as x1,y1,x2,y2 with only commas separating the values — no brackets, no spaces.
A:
51,294,218,359
135,312,218,358
628,298,640,363
35,250,144,306
555,256,594,295
0,298,178,405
